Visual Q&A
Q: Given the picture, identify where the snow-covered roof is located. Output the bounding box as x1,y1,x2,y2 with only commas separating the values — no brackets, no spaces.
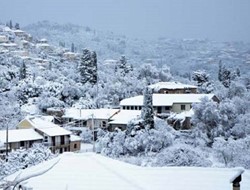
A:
0,129,43,143
13,29,25,33
0,43,17,47
149,81,197,91
168,109,194,122
63,108,119,120
36,43,50,47
109,110,141,125
5,153,250,190
120,94,215,107
25,116,71,136
70,134,82,142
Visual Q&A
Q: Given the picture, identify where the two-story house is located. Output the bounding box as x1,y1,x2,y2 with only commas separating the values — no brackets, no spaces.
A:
17,116,80,153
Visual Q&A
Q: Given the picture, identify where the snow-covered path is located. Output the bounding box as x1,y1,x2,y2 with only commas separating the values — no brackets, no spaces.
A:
5,152,250,190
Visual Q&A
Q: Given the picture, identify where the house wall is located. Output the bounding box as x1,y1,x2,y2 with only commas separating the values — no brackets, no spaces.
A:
17,119,33,129
70,141,81,152
87,119,108,129
158,88,197,94
172,103,192,113
7,139,43,151
153,106,172,114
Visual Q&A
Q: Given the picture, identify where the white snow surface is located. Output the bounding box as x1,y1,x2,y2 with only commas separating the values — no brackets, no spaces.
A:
109,110,141,125
149,81,197,91
120,94,215,106
0,129,43,143
63,108,119,120
5,152,250,190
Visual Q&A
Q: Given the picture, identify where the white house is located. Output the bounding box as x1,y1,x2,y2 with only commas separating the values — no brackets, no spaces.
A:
120,93,217,114
0,128,43,156
62,108,120,129
108,110,141,131
17,116,80,153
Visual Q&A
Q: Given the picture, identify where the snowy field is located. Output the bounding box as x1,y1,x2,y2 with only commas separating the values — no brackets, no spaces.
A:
5,152,250,190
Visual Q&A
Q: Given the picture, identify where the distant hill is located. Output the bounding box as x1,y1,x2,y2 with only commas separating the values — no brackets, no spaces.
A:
24,21,250,78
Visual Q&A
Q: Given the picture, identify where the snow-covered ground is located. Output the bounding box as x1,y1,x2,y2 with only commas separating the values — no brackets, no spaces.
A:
5,152,250,190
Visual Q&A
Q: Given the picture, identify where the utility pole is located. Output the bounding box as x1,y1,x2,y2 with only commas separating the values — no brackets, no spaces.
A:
5,120,8,159
91,114,95,152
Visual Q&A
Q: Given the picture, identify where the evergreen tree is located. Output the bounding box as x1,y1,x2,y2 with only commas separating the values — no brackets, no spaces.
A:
78,49,97,85
15,23,20,30
218,60,223,82
19,61,27,80
218,62,231,88
71,43,75,52
91,51,97,84
192,70,213,93
116,55,131,75
141,87,154,129
9,20,13,29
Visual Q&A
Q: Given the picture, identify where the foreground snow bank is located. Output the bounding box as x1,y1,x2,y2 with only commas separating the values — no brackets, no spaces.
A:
4,152,250,190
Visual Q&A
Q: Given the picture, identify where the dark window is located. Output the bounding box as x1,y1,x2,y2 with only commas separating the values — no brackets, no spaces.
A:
165,106,170,110
74,144,77,149
52,136,56,146
157,107,162,113
181,105,186,110
139,106,142,110
102,121,107,128
123,106,126,109
61,136,65,145
20,141,25,147
131,106,134,110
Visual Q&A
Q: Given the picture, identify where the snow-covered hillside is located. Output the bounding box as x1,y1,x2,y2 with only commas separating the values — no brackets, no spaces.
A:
5,152,250,190
24,21,250,78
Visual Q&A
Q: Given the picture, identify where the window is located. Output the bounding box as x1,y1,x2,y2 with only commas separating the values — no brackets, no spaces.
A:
181,105,186,111
44,136,48,142
138,106,142,110
165,106,170,111
74,144,77,149
20,141,25,147
157,107,162,113
102,121,107,128
61,136,65,145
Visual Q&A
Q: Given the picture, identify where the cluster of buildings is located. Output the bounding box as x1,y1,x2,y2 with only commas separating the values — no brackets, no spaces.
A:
0,25,80,70
0,81,218,157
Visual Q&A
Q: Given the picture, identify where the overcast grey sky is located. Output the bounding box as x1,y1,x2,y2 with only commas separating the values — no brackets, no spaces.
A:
1,0,250,41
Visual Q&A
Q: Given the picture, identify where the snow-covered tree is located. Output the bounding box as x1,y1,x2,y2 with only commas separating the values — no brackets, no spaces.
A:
78,49,97,85
19,61,27,80
192,70,213,93
141,87,154,129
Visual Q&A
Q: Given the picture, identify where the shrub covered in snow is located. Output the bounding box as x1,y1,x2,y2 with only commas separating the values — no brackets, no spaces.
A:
0,144,55,180
96,119,173,158
152,144,212,167
213,137,250,169
80,127,93,143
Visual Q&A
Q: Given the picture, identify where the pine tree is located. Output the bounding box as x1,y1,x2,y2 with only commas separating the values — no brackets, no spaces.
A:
218,62,231,88
218,60,223,82
71,43,75,52
19,61,27,80
91,51,97,84
141,87,154,129
15,23,20,30
78,49,97,85
192,70,213,93
9,20,13,29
